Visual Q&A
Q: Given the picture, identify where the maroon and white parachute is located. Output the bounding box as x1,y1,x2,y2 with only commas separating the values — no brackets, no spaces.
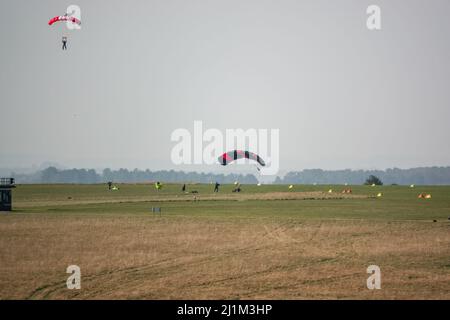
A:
218,150,265,166
48,15,81,26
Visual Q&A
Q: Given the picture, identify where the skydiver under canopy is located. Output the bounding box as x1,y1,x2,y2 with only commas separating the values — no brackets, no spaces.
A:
62,36,67,50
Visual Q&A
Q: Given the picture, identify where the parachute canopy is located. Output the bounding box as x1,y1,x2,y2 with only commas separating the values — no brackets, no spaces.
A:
218,150,265,166
48,15,81,26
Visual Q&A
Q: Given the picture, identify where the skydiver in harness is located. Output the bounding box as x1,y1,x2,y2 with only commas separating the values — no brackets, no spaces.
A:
62,12,69,51
214,182,220,193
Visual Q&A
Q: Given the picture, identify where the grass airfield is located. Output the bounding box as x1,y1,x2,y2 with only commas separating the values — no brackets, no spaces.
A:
0,183,449,299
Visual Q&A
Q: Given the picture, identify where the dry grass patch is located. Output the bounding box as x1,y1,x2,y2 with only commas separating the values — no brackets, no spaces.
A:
0,214,448,299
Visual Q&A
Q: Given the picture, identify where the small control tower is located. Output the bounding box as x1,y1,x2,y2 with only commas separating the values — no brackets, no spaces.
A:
0,178,16,211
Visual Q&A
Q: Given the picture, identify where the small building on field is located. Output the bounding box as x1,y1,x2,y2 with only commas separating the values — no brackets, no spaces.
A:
0,178,16,211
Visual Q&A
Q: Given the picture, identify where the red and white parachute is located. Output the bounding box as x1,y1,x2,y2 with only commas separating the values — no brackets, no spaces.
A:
48,15,81,26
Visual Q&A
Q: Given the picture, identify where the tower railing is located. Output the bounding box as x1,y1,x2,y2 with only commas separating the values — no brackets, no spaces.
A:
0,178,15,186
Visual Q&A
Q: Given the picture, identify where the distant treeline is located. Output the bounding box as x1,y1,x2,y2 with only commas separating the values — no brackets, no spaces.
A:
12,167,258,184
274,167,450,185
8,166,450,185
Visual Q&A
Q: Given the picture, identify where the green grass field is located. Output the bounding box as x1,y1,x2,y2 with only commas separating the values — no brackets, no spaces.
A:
1,184,449,299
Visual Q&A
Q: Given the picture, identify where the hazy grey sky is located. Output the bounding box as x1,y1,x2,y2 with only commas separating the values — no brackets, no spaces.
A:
1,0,449,174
